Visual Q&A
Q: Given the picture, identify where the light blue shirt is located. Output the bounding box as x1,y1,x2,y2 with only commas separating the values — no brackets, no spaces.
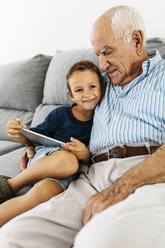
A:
90,51,165,155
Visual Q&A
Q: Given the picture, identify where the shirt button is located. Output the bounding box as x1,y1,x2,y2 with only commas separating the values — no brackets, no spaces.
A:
114,116,117,120
118,98,122,102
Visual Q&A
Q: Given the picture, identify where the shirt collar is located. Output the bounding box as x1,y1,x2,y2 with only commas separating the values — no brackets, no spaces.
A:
142,50,162,76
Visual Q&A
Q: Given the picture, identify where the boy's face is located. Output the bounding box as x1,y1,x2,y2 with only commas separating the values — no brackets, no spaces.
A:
67,70,101,111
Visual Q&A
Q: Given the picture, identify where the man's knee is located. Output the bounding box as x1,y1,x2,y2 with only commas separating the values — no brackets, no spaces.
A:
74,204,165,248
74,210,133,248
74,211,115,248
0,220,21,247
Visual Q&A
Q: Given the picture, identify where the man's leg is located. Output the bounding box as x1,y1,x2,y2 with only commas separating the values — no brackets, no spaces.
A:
0,155,151,248
0,175,97,248
0,179,63,226
74,183,165,248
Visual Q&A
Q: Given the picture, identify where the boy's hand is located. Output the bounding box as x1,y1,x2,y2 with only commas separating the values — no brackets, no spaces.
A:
7,118,26,139
62,137,91,162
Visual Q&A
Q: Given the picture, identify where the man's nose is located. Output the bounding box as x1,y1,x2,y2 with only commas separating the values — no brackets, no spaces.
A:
99,54,109,71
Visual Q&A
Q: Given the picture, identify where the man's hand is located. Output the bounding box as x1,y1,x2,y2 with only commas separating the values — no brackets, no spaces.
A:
18,146,35,172
83,180,130,225
83,144,165,225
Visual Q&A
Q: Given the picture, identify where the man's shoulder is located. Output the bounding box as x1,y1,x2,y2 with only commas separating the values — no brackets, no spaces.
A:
148,50,165,71
151,56,165,75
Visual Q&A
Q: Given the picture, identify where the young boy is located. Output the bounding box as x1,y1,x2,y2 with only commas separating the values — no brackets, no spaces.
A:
0,60,103,226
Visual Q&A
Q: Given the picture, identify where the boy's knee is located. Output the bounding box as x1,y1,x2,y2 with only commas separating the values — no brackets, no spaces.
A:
66,156,79,175
58,150,79,175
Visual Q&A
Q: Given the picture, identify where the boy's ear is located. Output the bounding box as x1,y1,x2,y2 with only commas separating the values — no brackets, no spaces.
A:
67,91,75,102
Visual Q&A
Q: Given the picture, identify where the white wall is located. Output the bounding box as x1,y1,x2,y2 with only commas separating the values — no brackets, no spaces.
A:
0,0,164,64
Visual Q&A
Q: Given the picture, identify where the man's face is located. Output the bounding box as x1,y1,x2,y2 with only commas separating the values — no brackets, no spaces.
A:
91,24,141,88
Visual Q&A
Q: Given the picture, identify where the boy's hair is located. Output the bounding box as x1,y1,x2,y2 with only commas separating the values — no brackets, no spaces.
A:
66,60,103,92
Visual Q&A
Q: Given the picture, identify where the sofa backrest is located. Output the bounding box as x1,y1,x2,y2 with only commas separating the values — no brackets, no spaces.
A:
43,49,99,105
31,48,99,127
1,37,165,139
31,38,165,127
0,54,52,140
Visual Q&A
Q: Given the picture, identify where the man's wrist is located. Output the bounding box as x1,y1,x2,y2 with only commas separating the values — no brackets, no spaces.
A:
117,144,165,194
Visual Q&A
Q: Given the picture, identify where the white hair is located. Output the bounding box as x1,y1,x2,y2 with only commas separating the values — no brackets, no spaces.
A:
111,6,146,46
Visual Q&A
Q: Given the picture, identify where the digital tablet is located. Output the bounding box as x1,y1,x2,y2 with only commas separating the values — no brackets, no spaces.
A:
21,128,64,147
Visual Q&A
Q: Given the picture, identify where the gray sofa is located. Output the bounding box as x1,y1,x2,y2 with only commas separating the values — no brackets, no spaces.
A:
0,48,99,182
0,38,165,194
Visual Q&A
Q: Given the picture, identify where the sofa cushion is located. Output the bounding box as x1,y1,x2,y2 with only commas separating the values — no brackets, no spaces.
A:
43,49,99,105
0,54,52,111
146,37,165,58
0,108,34,141
0,147,31,195
0,147,25,176
0,140,23,156
30,104,63,127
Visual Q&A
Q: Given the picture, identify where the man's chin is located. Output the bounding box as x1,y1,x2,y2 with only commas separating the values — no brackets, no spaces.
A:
108,74,120,85
111,79,129,88
109,75,124,86
110,78,121,85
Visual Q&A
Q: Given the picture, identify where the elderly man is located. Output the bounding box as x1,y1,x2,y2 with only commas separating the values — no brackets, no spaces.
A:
1,5,165,248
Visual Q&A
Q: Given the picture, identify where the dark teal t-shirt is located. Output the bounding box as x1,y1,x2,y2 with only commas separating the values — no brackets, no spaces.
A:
30,105,93,146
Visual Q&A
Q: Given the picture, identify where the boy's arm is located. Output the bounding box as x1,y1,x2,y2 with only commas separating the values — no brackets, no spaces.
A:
62,137,91,163
7,118,32,146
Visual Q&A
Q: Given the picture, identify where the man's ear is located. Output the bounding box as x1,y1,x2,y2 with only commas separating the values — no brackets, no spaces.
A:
132,30,144,55
67,91,75,102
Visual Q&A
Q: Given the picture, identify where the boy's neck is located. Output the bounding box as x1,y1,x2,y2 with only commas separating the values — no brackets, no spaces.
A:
72,105,94,121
